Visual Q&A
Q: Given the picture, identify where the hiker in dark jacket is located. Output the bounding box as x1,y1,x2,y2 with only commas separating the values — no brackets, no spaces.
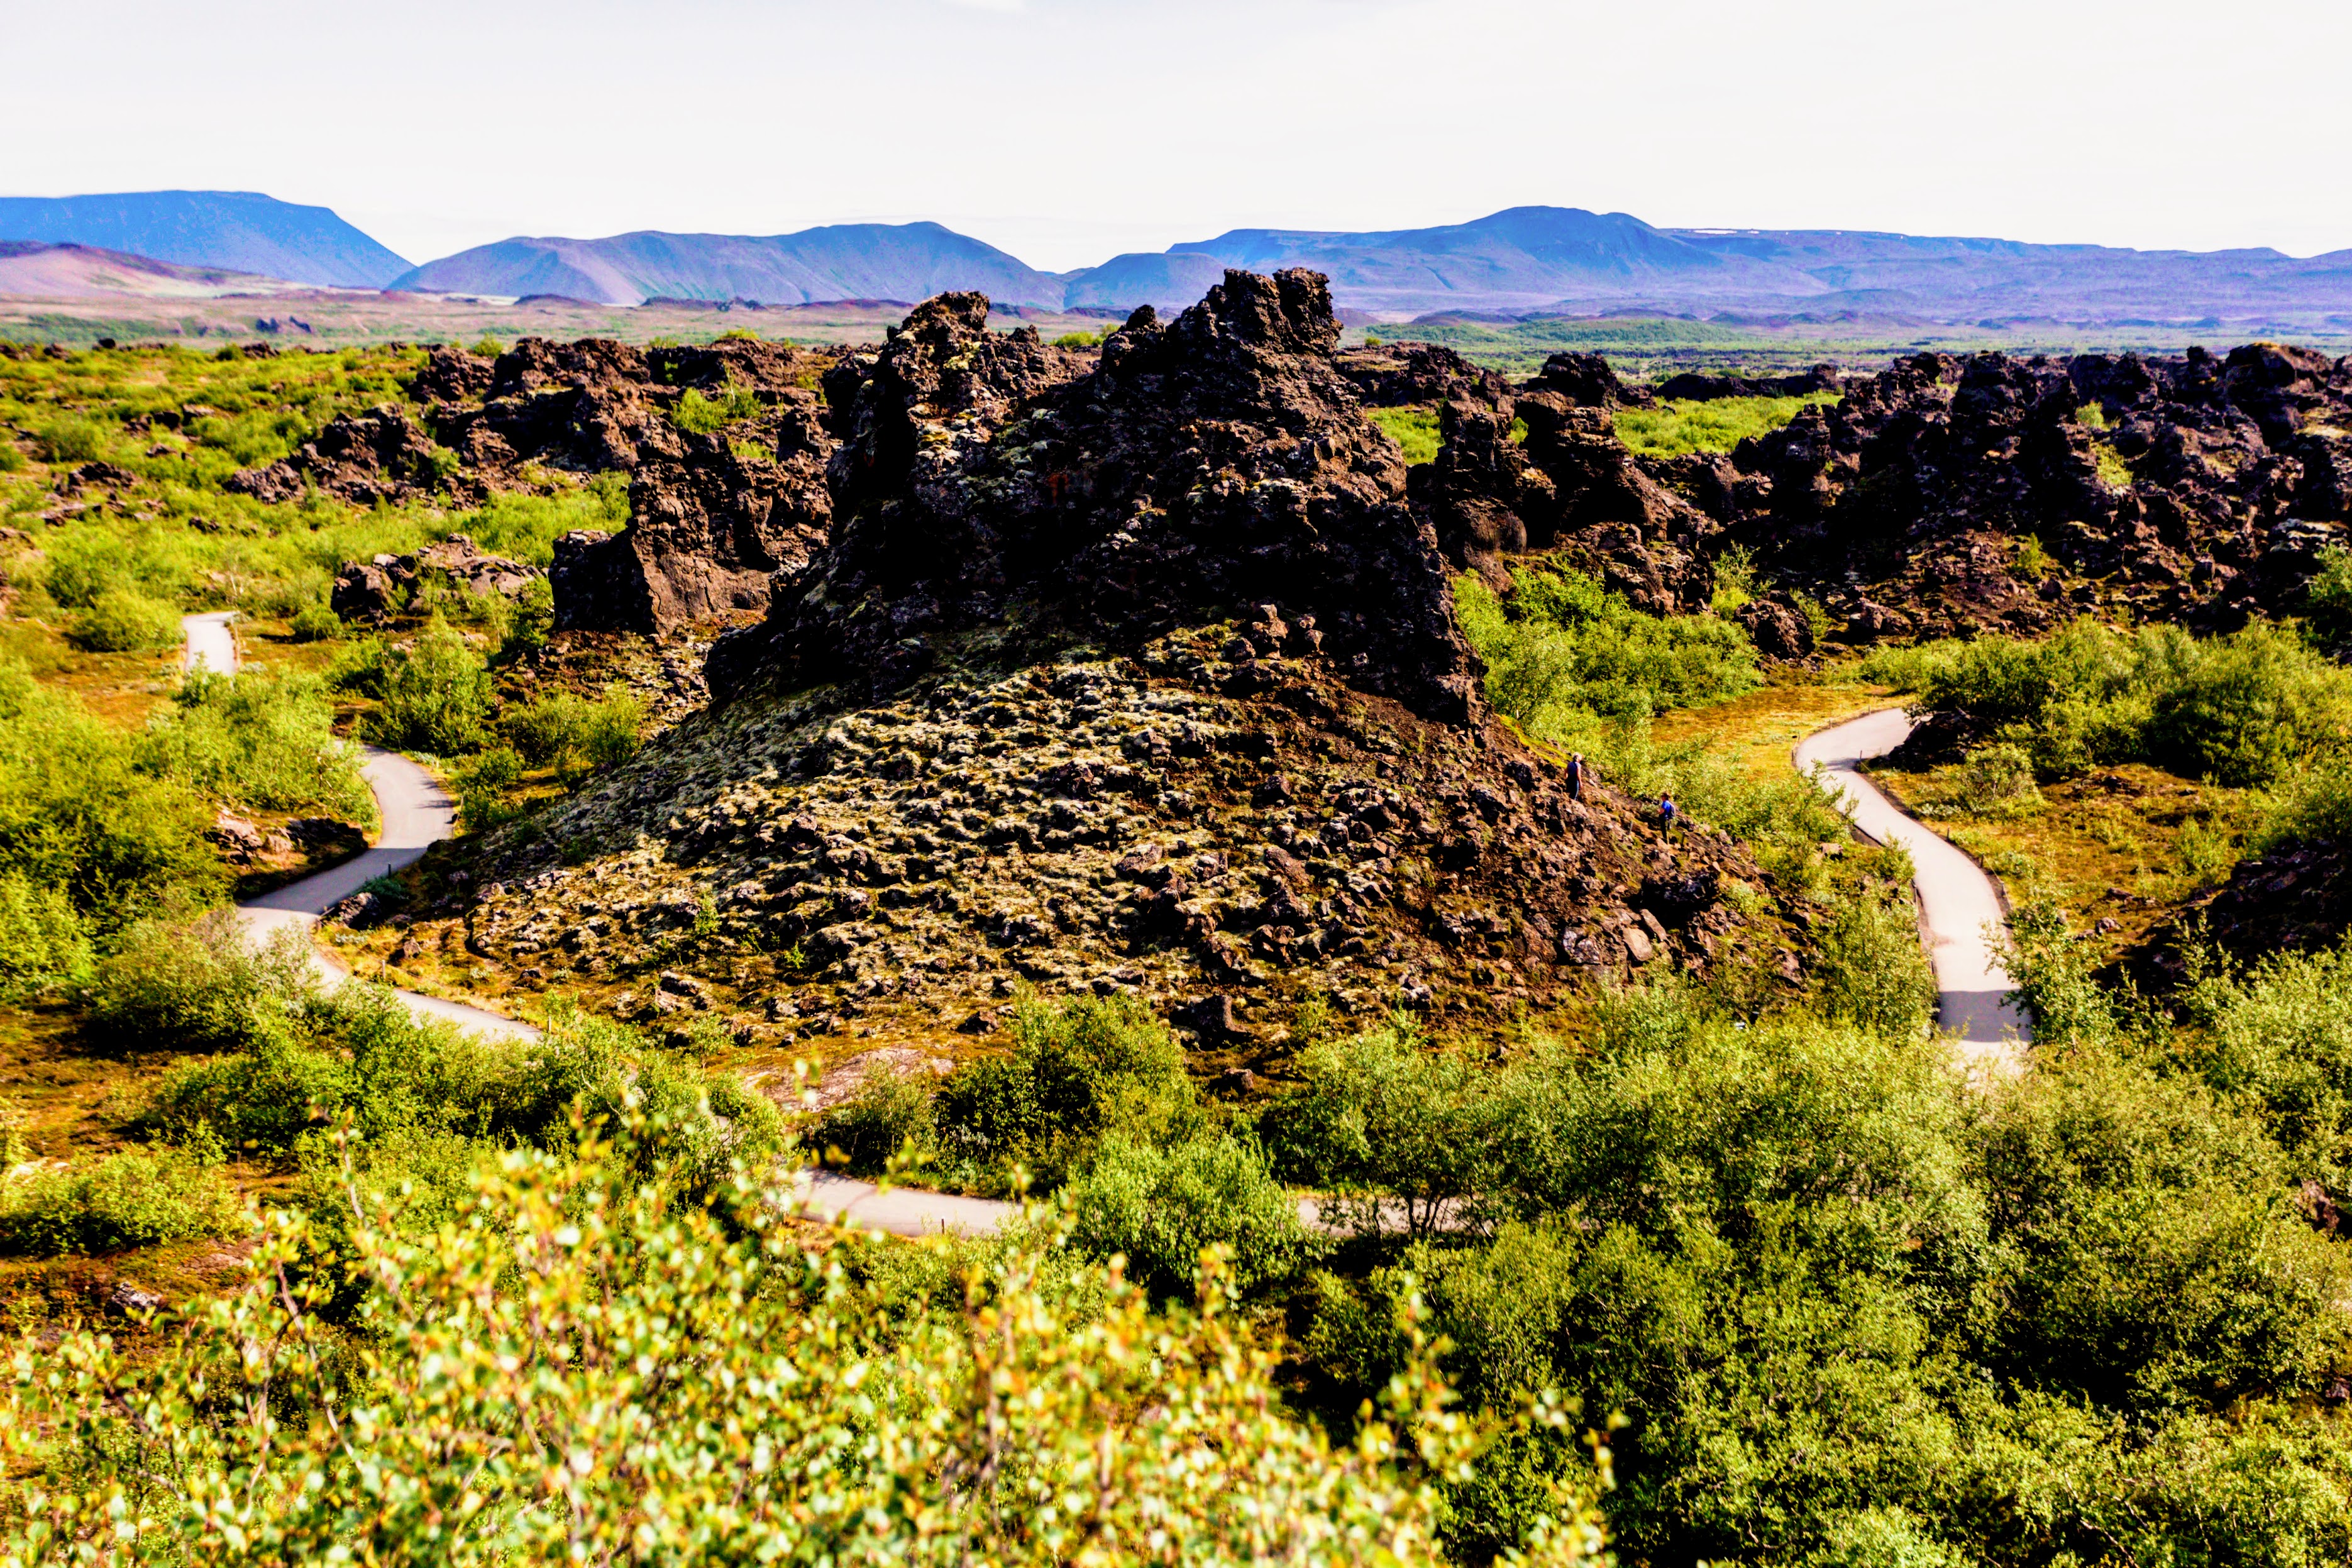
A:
1566,753,1585,800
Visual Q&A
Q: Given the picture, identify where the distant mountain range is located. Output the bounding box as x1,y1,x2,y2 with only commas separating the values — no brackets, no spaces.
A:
0,192,409,288
4,192,2349,331
389,223,1066,310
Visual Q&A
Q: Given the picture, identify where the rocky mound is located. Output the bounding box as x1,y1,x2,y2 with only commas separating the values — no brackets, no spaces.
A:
389,273,1787,1068
332,533,538,623
706,273,1477,723
224,404,448,507
1335,341,1511,408
1414,340,2351,650
2134,837,2352,985
404,336,847,632
1654,365,1840,401
1703,343,2352,639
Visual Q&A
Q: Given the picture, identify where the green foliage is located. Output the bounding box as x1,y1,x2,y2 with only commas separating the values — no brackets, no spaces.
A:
361,616,492,754
33,412,110,464
1262,1019,1489,1239
451,745,524,834
810,1066,938,1174
1813,881,1939,1037
1613,392,1838,458
1288,982,2352,1564
90,911,316,1055
1950,741,2043,815
0,660,222,931
65,587,181,653
286,604,342,642
499,684,643,782
1367,404,1442,465
0,1140,1613,1566
671,377,761,433
0,1146,238,1256
1063,1130,1313,1300
931,994,1203,1192
137,668,372,819
2180,943,2352,1200
2305,544,2352,649
1871,619,2352,787
1051,328,1110,348
0,870,91,1000
1457,566,1759,738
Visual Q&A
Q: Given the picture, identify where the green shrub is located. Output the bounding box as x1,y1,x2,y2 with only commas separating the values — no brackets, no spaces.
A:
89,910,314,1054
672,378,761,433
1064,1130,1311,1300
0,1140,1611,1565
1952,742,2043,815
66,587,181,653
451,745,524,834
362,616,492,754
33,413,109,464
2305,544,2352,648
576,687,646,770
136,669,372,820
1456,566,1759,747
501,688,588,765
0,1147,239,1256
1812,883,1939,1038
0,661,221,928
932,994,1201,1191
1261,1020,1490,1238
811,1067,939,1175
0,870,91,1000
287,604,342,642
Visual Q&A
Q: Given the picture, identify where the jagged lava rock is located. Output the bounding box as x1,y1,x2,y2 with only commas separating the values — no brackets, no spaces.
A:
708,272,1479,724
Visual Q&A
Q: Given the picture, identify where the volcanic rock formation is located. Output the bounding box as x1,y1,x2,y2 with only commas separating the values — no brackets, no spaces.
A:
331,533,538,623
706,272,1481,724
392,273,1787,1061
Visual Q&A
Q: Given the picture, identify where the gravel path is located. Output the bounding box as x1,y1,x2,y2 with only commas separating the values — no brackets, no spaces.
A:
1794,707,2029,1072
185,616,539,1041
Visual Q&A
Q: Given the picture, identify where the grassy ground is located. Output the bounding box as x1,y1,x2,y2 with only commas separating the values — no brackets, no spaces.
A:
1650,675,1899,787
1615,392,1840,458
1865,756,2258,961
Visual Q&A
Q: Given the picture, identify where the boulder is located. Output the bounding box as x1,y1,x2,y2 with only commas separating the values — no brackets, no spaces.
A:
331,533,540,623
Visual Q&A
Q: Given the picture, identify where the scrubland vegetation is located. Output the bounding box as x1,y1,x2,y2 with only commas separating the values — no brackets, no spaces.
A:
6,340,2352,1564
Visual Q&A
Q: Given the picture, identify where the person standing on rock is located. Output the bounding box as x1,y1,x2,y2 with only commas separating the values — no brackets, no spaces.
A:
1567,753,1585,800
1659,795,1679,831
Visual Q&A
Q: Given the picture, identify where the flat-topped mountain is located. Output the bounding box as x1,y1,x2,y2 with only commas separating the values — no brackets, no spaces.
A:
0,190,410,288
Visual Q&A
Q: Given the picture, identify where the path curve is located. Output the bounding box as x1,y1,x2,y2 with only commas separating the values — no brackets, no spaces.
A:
1794,708,2028,1071
182,614,538,1041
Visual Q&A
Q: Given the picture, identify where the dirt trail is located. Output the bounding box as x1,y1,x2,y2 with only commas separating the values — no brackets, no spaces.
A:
185,617,538,1041
1794,707,2029,1073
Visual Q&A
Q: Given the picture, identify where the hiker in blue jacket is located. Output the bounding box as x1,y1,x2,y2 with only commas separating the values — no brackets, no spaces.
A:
1659,794,1679,830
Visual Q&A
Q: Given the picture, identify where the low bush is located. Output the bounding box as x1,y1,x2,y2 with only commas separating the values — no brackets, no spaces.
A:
1613,392,1838,458
65,587,182,653
89,910,314,1054
0,870,91,1000
1951,741,2042,815
136,668,372,820
1064,1130,1312,1300
361,616,492,754
671,378,761,433
931,994,1203,1192
287,604,341,642
0,1147,239,1256
1812,880,1938,1038
451,744,524,834
1367,405,1441,465
1869,619,2352,788
811,1066,939,1174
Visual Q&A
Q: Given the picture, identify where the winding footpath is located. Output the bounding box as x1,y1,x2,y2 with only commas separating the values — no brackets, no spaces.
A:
185,613,538,1042
1794,708,2029,1072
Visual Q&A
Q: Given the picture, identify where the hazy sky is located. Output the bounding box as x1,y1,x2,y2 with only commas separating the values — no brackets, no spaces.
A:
5,0,2346,270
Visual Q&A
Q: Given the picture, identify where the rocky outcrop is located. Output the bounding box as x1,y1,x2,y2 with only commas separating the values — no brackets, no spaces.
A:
1414,338,2352,646
1524,351,1654,410
1713,343,2352,639
403,336,844,632
1654,365,1840,401
331,533,538,623
1335,341,1511,408
707,272,1482,725
224,405,450,507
